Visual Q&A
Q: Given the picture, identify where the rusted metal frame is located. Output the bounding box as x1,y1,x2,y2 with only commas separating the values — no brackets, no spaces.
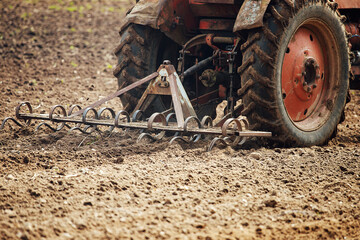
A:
337,0,360,9
167,72,185,127
15,113,271,137
160,89,219,116
69,72,159,117
192,0,234,4
233,0,271,31
167,65,197,127
132,63,197,128
189,0,240,18
215,103,244,127
199,19,235,31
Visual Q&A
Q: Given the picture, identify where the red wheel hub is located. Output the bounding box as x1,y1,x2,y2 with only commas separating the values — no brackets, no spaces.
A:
282,27,325,122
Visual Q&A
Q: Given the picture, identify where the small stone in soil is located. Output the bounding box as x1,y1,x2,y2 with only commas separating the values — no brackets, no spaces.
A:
83,201,93,206
249,152,261,160
6,174,15,180
339,166,348,172
113,157,124,164
23,156,29,164
28,189,40,197
264,200,277,208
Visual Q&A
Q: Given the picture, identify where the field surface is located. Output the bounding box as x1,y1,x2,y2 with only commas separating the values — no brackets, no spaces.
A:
0,1,360,239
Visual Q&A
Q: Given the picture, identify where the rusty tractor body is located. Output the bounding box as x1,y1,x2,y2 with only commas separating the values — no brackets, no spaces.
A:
2,0,360,149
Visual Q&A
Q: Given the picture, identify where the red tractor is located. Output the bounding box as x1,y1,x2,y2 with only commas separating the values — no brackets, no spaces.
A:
113,0,360,146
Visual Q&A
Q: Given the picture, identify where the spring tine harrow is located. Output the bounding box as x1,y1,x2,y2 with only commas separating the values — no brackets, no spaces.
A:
0,117,25,130
0,62,272,151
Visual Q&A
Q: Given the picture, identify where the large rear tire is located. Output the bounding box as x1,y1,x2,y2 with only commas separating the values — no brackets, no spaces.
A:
113,24,179,115
238,1,350,146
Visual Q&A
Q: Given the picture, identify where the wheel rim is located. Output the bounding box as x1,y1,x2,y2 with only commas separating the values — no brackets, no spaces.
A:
281,20,340,131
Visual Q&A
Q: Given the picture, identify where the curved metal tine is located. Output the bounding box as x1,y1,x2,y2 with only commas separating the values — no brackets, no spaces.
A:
221,118,244,147
35,122,59,132
97,107,116,137
200,115,213,140
68,104,82,116
68,104,82,128
132,110,145,122
145,112,167,141
237,137,248,146
166,112,181,137
136,132,158,143
207,137,228,151
69,125,96,135
48,105,68,132
0,117,25,130
184,116,202,142
165,113,176,125
169,136,189,145
236,117,249,146
82,107,99,123
78,107,99,135
15,102,33,126
190,134,202,143
132,110,145,134
114,110,131,136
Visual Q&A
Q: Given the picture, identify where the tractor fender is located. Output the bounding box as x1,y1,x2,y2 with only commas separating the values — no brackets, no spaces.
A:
233,0,271,32
118,0,193,45
119,0,165,33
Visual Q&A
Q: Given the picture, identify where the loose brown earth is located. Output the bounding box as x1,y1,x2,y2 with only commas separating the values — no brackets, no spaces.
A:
1,1,360,239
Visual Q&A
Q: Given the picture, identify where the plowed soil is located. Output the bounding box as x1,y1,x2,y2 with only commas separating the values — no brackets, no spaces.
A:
1,1,360,239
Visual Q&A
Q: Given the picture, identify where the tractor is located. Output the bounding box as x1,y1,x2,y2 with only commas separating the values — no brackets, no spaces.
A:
3,0,360,149
113,0,360,146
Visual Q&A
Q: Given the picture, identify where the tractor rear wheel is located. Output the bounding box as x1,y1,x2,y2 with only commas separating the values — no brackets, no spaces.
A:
239,1,350,146
113,24,179,115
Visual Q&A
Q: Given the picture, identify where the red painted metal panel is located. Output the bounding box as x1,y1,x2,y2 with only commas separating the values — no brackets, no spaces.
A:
337,0,360,9
199,19,234,31
192,0,234,4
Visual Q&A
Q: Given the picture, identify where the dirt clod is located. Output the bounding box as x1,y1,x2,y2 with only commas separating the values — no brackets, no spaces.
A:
264,199,277,208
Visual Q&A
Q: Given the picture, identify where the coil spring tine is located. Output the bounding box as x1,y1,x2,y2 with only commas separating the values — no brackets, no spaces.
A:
68,105,82,128
184,116,202,142
165,113,176,125
190,134,202,143
207,137,228,151
68,104,82,116
132,110,145,133
147,112,166,140
0,117,25,130
69,125,96,135
137,132,156,143
200,115,213,141
82,107,99,123
201,115,213,127
48,105,67,131
15,102,33,126
114,110,130,136
169,136,189,145
35,122,62,132
132,110,144,122
97,107,116,135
